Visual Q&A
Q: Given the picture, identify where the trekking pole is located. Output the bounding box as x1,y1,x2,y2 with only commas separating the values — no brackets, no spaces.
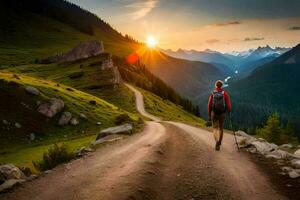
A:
228,114,239,151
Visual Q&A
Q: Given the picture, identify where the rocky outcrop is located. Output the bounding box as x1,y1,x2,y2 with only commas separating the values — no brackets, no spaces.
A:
236,130,300,179
38,98,64,118
41,41,104,63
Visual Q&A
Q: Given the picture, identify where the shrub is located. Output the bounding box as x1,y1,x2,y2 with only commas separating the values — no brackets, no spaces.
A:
256,113,298,145
115,113,133,125
33,144,75,171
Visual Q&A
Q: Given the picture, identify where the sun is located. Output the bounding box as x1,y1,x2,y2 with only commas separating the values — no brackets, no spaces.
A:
146,36,158,48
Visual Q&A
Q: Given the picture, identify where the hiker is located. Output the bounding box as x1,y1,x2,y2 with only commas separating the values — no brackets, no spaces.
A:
208,80,232,151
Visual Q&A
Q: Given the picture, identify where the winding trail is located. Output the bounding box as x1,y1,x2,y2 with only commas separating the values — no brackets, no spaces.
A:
1,85,287,200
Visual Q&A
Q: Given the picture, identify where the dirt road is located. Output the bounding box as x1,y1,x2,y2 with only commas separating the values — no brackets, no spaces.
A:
0,85,287,200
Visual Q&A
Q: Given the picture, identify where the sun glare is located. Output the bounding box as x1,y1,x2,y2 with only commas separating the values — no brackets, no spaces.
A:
146,36,157,48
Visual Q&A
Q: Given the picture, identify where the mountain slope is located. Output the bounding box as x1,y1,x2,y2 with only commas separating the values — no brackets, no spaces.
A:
228,44,300,135
139,49,224,98
0,0,140,66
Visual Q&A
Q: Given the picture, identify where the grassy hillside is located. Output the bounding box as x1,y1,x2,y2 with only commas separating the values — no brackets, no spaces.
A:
0,0,140,66
0,71,141,169
140,88,205,127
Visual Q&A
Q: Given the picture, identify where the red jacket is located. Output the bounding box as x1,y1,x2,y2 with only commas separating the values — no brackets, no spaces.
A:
208,87,232,115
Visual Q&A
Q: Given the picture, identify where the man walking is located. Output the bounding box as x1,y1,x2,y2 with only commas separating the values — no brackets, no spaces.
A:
208,80,232,151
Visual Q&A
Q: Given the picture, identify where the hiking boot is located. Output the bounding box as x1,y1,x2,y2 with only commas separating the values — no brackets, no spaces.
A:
215,143,220,151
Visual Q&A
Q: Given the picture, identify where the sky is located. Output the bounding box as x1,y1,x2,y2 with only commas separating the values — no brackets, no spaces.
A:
69,0,300,52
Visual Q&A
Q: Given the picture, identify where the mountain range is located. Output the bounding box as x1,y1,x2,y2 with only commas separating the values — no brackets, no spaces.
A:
162,45,291,76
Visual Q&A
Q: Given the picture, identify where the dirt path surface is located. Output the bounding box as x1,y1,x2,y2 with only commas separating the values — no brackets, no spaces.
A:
0,85,288,200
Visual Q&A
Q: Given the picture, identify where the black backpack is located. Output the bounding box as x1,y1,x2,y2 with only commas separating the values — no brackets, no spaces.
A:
212,90,226,114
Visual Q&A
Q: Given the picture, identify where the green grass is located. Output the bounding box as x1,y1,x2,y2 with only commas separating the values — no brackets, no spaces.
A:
0,71,141,171
0,8,140,67
140,87,205,126
0,135,95,173
7,54,138,113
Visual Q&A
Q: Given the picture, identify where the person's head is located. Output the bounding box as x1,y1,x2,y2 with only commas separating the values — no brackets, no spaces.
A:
215,80,223,88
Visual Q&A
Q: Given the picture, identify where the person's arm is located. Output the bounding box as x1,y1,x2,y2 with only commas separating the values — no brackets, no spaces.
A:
224,91,232,113
208,94,213,119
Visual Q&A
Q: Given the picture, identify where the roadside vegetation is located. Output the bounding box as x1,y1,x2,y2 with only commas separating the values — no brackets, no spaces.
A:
256,113,298,145
140,88,205,126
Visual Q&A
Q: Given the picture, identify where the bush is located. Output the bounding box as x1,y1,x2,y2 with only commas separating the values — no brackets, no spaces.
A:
256,113,298,145
33,144,75,171
115,113,133,125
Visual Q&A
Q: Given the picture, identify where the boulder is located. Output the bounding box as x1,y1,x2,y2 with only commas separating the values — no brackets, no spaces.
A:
92,136,124,146
15,123,22,128
2,120,8,125
281,166,293,172
291,159,300,169
288,170,300,179
25,86,39,95
58,112,72,126
96,123,133,140
294,149,300,158
0,164,25,181
79,113,87,119
29,133,35,141
0,179,25,193
265,149,292,160
280,144,293,149
38,98,64,118
70,118,79,126
76,146,93,157
250,141,277,154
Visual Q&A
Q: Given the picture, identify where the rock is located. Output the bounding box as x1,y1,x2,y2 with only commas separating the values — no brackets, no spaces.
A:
236,136,248,148
2,120,8,125
291,159,300,169
96,122,101,125
0,179,25,193
280,144,293,149
70,118,79,126
92,136,124,146
44,170,52,174
58,112,72,126
79,113,87,119
41,41,104,63
76,146,93,157
288,170,300,179
265,149,292,160
96,123,133,140
0,164,26,181
282,166,293,173
247,146,257,154
38,98,64,118
15,123,21,128
26,174,38,181
250,141,277,154
25,86,39,95
294,149,300,158
29,133,35,141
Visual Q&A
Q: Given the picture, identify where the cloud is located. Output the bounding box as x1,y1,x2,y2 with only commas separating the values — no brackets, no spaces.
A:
126,0,158,20
288,26,300,30
213,21,241,27
206,39,220,44
244,37,264,41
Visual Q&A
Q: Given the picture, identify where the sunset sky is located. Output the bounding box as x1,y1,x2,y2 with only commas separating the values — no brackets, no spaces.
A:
69,0,300,52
